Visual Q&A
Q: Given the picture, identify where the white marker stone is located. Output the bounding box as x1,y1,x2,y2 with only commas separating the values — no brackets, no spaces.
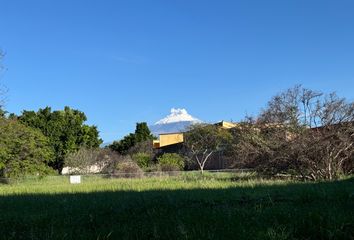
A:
70,175,81,184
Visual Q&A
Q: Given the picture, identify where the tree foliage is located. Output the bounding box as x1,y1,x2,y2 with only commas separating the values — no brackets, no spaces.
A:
15,106,102,172
184,124,232,173
109,122,154,154
157,153,185,171
110,133,136,154
0,118,54,178
135,122,154,142
131,152,151,169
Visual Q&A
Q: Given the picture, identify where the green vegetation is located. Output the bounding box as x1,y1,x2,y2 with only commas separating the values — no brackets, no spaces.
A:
1,53,353,240
109,122,154,154
12,106,103,172
157,153,185,171
184,124,232,173
0,173,353,240
132,152,151,169
0,118,54,178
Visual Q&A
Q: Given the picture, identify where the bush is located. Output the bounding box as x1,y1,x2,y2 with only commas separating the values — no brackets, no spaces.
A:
0,118,55,178
143,164,159,172
64,148,119,175
116,159,143,178
131,152,151,169
157,153,185,172
64,148,100,174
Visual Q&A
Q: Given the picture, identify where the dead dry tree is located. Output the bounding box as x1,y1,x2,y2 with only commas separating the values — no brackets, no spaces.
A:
232,86,354,180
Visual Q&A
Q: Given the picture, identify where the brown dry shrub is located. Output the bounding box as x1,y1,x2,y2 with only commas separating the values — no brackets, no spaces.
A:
116,160,143,178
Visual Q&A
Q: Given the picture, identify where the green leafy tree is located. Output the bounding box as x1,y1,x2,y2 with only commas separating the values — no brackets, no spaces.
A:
0,118,54,178
110,122,153,154
110,133,136,155
135,122,154,142
184,124,232,173
15,106,102,172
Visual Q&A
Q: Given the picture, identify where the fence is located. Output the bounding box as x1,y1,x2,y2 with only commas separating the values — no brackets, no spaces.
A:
0,169,253,183
106,168,252,178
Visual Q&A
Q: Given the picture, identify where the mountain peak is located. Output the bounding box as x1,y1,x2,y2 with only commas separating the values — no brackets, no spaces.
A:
155,108,202,125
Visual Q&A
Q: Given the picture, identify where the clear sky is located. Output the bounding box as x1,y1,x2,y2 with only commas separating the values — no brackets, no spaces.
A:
1,0,354,142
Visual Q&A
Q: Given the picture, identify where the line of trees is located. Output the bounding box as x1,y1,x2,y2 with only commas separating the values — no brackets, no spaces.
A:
184,85,354,180
1,53,103,177
242,85,354,180
63,123,185,176
0,107,103,177
13,107,103,172
1,52,353,180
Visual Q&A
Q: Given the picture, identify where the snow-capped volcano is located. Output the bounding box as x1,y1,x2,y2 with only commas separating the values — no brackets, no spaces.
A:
155,108,201,124
150,108,202,136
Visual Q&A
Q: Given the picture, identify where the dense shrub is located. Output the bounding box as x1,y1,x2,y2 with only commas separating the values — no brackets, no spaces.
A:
143,165,159,172
64,148,120,174
116,159,143,178
157,153,185,171
0,118,55,178
131,152,151,169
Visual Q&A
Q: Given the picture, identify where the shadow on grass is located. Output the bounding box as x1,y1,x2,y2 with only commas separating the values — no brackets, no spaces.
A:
0,178,353,240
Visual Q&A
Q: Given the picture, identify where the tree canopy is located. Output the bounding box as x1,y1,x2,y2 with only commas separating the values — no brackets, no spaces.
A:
14,106,102,172
184,124,232,173
0,118,54,178
109,122,154,154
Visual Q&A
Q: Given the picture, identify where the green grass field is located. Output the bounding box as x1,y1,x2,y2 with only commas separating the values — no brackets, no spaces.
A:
0,172,353,240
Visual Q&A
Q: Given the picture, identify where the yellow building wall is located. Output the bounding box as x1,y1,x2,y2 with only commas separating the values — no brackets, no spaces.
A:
154,133,184,148
160,133,184,147
153,121,237,149
220,121,238,129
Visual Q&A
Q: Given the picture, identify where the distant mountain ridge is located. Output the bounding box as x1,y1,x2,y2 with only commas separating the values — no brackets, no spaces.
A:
149,108,202,136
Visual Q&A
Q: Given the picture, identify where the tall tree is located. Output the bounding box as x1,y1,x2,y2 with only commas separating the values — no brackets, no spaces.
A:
16,106,103,172
134,122,154,142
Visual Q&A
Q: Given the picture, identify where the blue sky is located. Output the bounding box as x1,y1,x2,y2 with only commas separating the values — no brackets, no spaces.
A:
1,0,354,142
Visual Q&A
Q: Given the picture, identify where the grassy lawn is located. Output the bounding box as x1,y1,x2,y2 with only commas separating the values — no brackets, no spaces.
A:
0,172,353,240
